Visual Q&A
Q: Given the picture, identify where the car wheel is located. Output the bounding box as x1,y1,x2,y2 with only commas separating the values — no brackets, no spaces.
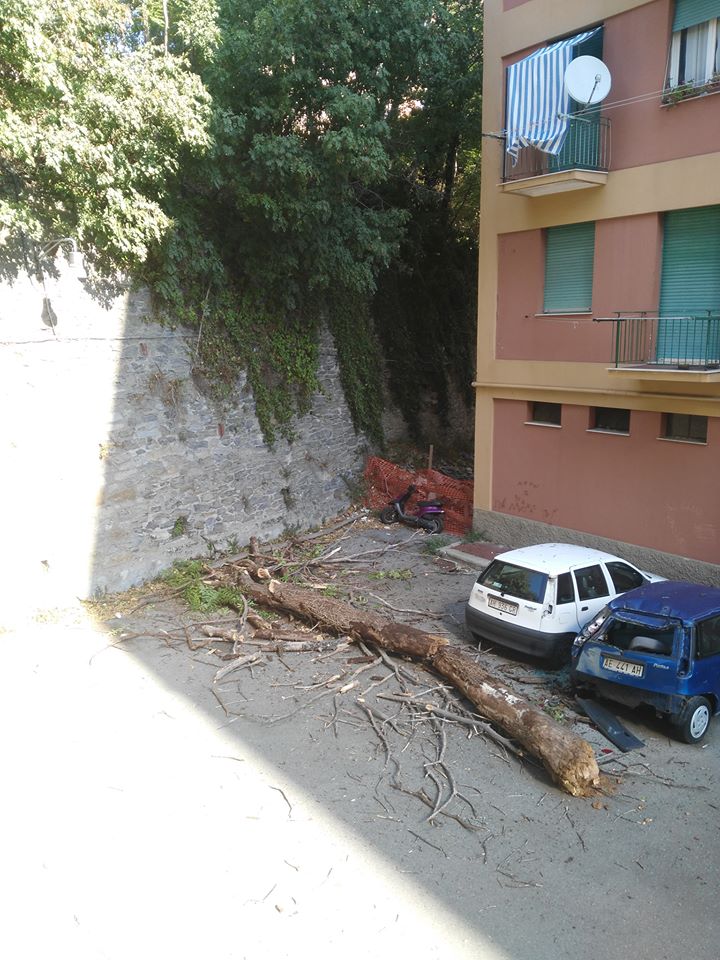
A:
675,696,712,744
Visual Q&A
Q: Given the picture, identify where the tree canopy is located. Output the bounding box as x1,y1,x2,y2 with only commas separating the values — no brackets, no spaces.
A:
0,0,482,444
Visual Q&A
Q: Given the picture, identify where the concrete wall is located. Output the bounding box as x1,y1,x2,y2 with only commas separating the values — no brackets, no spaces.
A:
496,213,662,363
0,265,368,615
491,398,720,565
473,507,720,586
606,2,720,170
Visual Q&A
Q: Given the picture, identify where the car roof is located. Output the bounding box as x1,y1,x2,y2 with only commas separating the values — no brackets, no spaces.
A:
491,542,627,577
608,580,720,621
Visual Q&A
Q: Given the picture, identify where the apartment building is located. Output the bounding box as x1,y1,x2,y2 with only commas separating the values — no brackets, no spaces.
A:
474,0,720,576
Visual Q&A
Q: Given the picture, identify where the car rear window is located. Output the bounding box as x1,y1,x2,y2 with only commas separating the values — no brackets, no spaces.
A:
479,561,548,604
603,619,676,658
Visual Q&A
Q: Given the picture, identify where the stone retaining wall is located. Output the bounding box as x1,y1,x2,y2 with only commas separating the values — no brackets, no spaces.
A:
0,266,367,614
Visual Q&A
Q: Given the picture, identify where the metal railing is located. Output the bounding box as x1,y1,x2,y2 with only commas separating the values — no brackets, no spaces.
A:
503,116,611,183
594,313,720,369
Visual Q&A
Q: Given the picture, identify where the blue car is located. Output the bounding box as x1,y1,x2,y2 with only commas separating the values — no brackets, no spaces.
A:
571,581,720,743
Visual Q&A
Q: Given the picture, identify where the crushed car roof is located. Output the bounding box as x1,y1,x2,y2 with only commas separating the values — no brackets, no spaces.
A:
608,580,720,622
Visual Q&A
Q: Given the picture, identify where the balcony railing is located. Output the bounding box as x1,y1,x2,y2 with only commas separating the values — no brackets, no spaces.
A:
502,116,611,183
595,313,720,370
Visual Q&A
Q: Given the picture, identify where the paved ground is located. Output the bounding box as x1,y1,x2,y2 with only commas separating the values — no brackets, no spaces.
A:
3,522,719,960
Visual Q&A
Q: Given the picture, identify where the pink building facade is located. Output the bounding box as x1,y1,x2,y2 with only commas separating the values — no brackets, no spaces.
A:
475,0,720,576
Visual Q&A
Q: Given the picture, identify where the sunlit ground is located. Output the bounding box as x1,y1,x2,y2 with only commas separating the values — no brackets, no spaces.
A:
2,605,509,960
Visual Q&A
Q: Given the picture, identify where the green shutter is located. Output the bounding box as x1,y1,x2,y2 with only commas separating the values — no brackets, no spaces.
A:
658,205,720,362
673,0,720,31
543,222,595,313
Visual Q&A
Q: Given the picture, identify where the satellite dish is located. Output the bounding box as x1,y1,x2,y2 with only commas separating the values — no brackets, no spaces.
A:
564,55,612,106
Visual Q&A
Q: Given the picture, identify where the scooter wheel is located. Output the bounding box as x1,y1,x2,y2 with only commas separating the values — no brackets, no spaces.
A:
379,507,399,524
425,517,444,534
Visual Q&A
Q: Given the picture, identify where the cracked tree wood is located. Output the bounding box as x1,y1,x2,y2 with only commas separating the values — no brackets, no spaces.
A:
219,563,600,797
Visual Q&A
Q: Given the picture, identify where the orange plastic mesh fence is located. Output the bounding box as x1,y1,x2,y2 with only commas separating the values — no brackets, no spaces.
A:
364,456,473,535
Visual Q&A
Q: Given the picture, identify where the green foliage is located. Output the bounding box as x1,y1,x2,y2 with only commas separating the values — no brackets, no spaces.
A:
163,559,245,611
171,515,188,537
327,297,385,443
369,568,413,581
1,0,483,444
542,699,567,723
372,0,482,441
463,528,489,543
421,534,454,555
0,0,211,282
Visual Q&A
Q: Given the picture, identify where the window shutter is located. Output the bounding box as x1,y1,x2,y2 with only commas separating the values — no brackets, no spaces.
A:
660,206,720,314
658,205,720,362
543,222,595,313
673,0,720,31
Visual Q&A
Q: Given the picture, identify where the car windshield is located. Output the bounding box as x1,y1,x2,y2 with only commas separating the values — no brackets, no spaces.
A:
601,615,677,658
479,560,548,604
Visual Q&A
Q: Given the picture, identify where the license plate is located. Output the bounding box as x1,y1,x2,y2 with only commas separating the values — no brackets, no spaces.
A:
602,656,644,678
488,595,519,616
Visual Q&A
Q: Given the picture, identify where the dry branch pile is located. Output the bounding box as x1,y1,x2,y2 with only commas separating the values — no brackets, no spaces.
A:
211,559,601,797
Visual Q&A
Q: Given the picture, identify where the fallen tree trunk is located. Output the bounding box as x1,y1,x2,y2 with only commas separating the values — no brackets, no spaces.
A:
217,563,600,797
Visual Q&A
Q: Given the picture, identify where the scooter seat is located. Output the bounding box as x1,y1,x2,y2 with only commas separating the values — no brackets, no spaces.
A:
417,499,442,507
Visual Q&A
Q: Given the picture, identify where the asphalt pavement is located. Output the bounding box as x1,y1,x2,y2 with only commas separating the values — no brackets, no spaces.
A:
3,529,719,960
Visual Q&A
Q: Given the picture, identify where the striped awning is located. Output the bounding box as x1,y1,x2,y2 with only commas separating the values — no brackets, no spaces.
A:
506,27,601,159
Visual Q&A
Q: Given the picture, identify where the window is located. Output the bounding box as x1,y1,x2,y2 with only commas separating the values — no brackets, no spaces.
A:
696,615,720,658
528,401,561,426
661,413,708,442
556,573,575,605
667,1,720,90
479,561,548,604
604,619,675,657
574,565,610,601
543,221,595,313
605,562,646,593
658,206,720,365
590,407,630,433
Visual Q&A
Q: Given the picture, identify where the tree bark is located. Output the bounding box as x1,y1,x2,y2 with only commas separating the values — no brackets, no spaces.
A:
218,563,600,796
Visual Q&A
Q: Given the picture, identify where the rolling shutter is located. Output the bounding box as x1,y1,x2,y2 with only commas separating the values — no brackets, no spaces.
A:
658,205,720,362
543,221,595,313
673,0,720,31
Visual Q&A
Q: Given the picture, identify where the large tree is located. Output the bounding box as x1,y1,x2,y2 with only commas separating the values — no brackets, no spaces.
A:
1,0,482,444
0,0,211,282
373,0,482,441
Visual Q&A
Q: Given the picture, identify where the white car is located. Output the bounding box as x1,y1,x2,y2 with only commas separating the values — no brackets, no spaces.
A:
465,543,664,665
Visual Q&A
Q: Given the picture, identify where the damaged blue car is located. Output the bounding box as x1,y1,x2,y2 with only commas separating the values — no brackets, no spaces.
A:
571,580,720,743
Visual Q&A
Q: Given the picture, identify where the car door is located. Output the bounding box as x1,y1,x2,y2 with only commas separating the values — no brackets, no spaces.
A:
692,614,720,700
550,571,579,634
571,563,612,630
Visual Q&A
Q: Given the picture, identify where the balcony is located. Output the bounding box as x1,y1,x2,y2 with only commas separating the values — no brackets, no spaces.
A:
502,117,610,198
595,313,720,381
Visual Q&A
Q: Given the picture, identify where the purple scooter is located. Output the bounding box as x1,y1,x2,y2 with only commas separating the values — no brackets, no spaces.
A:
379,484,445,534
